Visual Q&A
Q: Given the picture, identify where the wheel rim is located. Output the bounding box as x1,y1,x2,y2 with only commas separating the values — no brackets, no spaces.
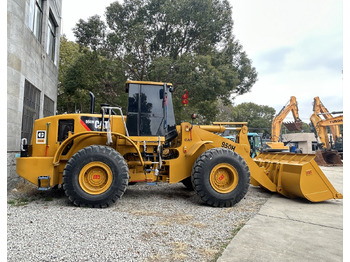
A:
209,163,239,193
79,162,113,195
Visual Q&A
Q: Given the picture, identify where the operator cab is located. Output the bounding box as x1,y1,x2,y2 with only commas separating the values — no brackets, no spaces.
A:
248,132,263,158
125,81,177,142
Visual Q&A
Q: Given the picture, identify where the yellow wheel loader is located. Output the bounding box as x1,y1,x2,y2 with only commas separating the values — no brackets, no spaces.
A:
16,81,343,208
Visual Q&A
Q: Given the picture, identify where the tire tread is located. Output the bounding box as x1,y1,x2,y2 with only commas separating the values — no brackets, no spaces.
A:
191,148,250,207
63,145,129,208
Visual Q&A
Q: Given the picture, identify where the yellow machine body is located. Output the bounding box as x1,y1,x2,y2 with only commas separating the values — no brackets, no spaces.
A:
17,117,256,187
16,81,343,207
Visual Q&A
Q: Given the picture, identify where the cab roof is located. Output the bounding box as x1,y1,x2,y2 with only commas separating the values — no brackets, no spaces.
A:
126,80,173,86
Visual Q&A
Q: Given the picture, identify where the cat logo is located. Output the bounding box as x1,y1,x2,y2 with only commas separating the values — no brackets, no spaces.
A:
80,116,109,131
36,130,46,144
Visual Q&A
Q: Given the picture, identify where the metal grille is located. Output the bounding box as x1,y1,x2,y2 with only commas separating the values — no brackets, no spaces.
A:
21,80,41,142
43,95,54,117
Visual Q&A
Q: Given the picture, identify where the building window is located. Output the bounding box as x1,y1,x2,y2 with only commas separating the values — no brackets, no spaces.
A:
47,13,57,62
29,0,43,42
21,80,41,142
43,95,55,117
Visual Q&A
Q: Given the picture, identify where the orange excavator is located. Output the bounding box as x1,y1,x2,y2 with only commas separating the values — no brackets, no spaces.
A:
266,96,303,152
310,97,343,166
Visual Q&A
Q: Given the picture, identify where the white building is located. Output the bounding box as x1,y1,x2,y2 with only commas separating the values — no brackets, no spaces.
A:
282,133,318,154
7,0,62,189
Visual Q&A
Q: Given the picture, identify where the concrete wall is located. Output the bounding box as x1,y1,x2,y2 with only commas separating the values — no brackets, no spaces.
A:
282,133,317,154
7,0,62,189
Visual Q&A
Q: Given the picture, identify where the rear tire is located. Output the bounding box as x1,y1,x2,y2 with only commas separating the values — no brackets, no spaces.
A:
63,145,129,208
191,148,250,207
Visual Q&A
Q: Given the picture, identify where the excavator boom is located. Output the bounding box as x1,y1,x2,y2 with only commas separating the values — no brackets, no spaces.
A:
310,97,343,166
271,96,302,142
313,97,341,140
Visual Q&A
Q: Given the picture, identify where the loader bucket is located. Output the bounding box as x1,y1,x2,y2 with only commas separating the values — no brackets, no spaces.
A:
314,150,343,166
253,153,343,202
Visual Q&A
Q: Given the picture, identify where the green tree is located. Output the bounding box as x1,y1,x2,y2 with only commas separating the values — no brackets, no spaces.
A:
59,35,81,84
71,0,257,122
73,15,106,52
58,36,128,113
229,102,276,136
58,36,81,113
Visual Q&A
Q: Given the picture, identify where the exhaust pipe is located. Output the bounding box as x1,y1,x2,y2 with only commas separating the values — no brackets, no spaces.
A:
89,91,95,114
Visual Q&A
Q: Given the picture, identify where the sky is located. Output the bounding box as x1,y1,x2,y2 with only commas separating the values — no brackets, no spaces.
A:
231,0,343,122
60,0,344,123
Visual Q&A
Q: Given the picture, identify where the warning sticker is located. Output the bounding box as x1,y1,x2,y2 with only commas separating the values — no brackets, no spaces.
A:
306,169,313,176
36,130,46,144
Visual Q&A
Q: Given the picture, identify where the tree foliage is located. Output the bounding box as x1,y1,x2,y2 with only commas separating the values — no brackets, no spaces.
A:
58,36,128,113
233,102,275,129
221,102,276,136
60,0,258,122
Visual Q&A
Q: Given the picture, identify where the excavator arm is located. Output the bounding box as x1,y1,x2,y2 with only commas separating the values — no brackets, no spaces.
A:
318,115,343,126
310,113,343,150
313,97,341,141
271,96,302,142
310,112,329,149
310,98,343,166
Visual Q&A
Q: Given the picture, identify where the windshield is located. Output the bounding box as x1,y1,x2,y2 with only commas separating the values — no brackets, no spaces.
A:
254,136,261,148
126,83,176,139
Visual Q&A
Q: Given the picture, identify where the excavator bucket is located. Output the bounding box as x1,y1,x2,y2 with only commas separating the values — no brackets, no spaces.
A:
252,152,343,202
314,150,343,166
283,121,303,131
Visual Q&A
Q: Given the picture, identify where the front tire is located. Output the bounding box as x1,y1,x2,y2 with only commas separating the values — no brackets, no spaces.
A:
191,148,250,207
63,145,129,208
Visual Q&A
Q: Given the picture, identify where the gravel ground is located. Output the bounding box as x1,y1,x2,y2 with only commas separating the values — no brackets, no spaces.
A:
7,181,271,262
